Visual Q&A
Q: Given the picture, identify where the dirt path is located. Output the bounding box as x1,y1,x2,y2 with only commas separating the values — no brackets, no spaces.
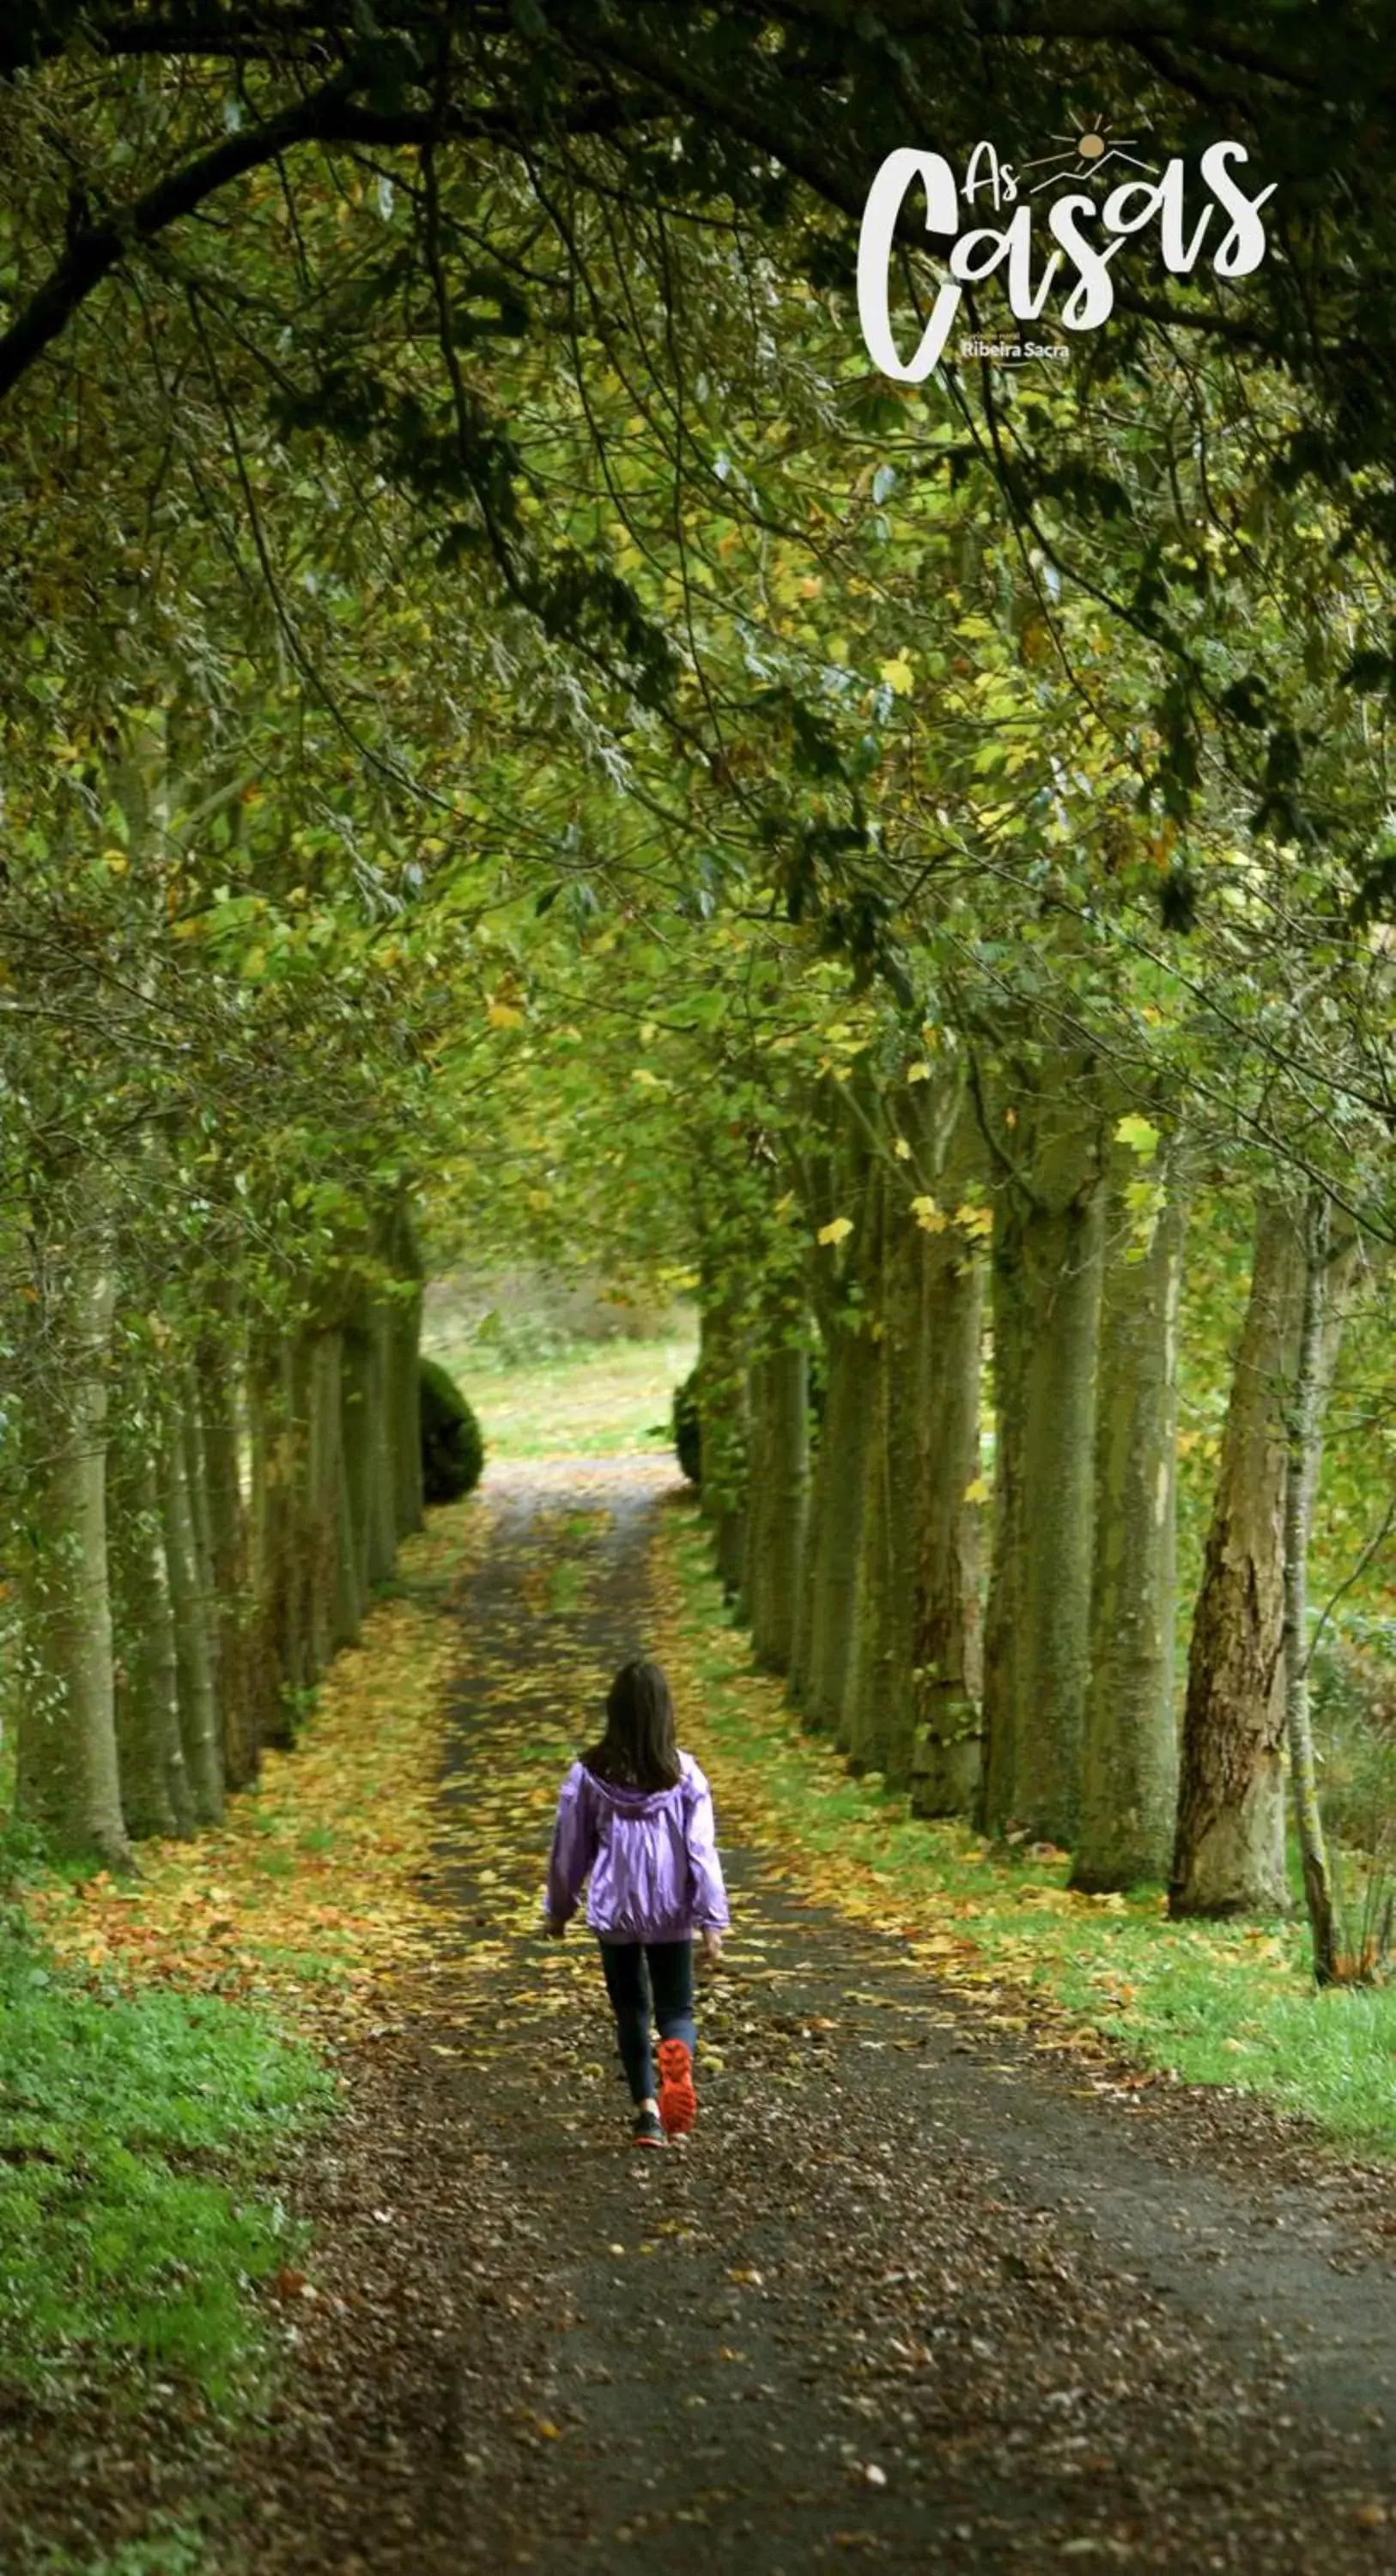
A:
245,1460,1396,2576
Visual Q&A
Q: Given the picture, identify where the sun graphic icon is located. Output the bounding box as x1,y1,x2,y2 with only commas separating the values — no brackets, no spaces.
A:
1018,115,1158,196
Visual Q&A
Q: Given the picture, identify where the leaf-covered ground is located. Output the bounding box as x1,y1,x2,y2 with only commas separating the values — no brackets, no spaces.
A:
7,1457,1396,2573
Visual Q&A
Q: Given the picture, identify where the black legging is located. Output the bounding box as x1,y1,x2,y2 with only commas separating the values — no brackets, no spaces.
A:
598,1938,697,2105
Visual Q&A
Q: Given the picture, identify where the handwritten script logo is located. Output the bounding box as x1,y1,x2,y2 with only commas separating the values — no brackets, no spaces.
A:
857,133,1274,380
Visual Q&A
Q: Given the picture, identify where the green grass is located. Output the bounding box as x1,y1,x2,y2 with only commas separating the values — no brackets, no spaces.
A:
667,1509,1396,2157
0,1894,328,2408
421,1333,696,1459
39,2524,211,2576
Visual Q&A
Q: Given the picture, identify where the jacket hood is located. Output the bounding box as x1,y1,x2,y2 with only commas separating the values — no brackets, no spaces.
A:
580,1756,689,1819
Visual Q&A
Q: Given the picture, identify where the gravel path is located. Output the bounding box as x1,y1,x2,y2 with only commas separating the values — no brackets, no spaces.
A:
238,1460,1396,2576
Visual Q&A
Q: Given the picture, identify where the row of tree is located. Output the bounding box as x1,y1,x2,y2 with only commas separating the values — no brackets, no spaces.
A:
9,1180,425,1869
694,1077,1374,1966
4,9,1394,1952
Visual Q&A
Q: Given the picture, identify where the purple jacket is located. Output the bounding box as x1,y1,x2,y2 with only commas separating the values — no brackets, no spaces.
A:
545,1752,730,1941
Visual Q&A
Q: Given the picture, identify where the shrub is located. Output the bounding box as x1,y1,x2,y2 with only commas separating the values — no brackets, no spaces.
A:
673,1370,701,1485
419,1358,485,1503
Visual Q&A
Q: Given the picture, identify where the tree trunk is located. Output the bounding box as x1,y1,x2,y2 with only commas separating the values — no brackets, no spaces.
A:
1072,1151,1189,1892
309,1327,361,1657
1284,1194,1343,1982
341,1316,378,1615
908,1088,987,1820
386,1198,426,1544
1170,1197,1304,1917
980,1200,1027,1838
366,1303,398,1585
981,1081,1106,1846
798,1316,877,1733
910,1223,986,1818
110,1436,194,1839
787,1330,826,1710
247,1335,300,1748
697,1285,750,1603
845,1162,923,1785
14,1246,133,1869
841,1162,893,1769
745,1335,810,1676
197,1323,258,1793
162,1409,224,1826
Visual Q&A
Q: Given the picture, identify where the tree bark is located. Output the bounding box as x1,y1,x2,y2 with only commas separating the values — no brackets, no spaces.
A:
844,1159,923,1785
162,1408,225,1826
786,1330,825,1711
1072,1149,1188,1892
247,1334,301,1748
1170,1197,1304,1917
386,1197,426,1544
14,1244,133,1868
798,1314,877,1733
839,1160,896,1772
980,1072,1106,1846
745,1333,810,1676
110,1435,194,1839
697,1280,750,1603
909,1096,987,1820
197,1321,259,1792
1283,1194,1345,1982
910,1230,986,1817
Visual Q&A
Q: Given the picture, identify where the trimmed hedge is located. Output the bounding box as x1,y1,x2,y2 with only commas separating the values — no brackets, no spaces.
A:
672,1369,701,1485
420,1358,485,1503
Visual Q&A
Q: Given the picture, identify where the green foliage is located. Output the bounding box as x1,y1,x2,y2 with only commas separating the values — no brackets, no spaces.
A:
673,1368,701,1486
1312,1636,1396,1855
0,1920,325,2406
38,2527,210,2576
418,1357,484,1503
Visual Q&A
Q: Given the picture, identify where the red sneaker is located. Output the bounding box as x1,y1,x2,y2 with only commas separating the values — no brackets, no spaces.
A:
657,2038,697,2138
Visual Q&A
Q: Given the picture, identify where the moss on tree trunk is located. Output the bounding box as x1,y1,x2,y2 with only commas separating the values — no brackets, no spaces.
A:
745,1334,810,1676
1170,1196,1303,1917
110,1435,194,1840
798,1318,873,1733
981,1069,1106,1846
697,1283,749,1602
197,1326,258,1795
910,1221,986,1820
15,1245,133,1869
1072,1148,1188,1892
162,1409,224,1827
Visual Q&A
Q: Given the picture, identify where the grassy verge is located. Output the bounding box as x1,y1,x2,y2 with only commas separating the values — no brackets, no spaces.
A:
0,1897,322,2410
422,1332,696,1459
654,1498,1396,2157
0,1497,483,2471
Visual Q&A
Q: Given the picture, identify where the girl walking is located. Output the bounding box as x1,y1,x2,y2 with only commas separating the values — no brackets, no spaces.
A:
543,1657,729,2149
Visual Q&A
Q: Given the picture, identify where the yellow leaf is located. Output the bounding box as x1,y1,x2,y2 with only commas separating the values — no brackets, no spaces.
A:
963,1476,990,1505
911,1195,949,1234
880,652,914,696
816,1217,853,1246
907,1061,931,1083
892,1138,911,1160
487,1001,525,1030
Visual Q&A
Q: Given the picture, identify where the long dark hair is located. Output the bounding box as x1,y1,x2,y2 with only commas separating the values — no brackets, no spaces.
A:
583,1658,681,1791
